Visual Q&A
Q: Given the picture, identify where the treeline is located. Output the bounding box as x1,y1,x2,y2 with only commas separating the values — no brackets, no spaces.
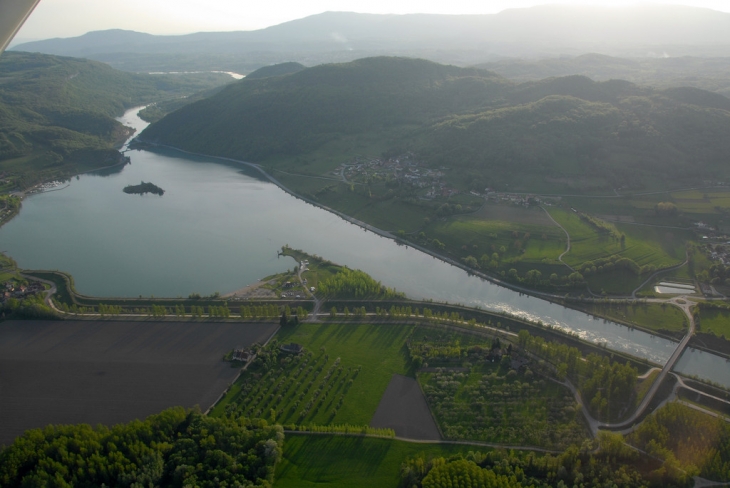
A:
697,262,730,286
0,408,284,488
517,330,637,421
1,294,58,320
628,402,730,481
579,254,655,278
579,212,622,241
59,301,309,320
284,424,394,437
317,268,404,299
401,431,688,487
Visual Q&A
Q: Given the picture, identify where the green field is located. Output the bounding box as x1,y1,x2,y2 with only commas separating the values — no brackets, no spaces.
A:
274,435,479,488
212,323,413,425
547,207,688,294
425,216,565,261
698,309,730,339
576,302,688,336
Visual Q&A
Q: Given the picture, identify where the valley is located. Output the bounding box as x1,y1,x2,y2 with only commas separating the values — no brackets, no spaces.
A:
3,16,730,484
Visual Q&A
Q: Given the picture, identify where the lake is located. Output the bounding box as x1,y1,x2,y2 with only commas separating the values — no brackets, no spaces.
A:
0,107,726,386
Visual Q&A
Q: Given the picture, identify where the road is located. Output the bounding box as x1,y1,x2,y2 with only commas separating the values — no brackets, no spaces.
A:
541,205,574,272
590,296,696,432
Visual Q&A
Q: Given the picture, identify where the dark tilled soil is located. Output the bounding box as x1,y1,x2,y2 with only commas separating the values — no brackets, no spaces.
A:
0,320,278,446
369,374,441,440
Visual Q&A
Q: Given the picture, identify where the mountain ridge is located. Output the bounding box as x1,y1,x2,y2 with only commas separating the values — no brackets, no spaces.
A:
13,6,730,64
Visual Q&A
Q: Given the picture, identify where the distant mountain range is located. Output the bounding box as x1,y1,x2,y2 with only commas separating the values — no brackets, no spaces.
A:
477,54,730,99
11,6,730,72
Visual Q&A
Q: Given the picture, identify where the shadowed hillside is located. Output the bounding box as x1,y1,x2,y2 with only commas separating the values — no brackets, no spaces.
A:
141,56,730,193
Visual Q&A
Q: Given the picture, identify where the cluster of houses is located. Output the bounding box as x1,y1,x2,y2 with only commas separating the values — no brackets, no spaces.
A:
336,154,461,198
703,240,730,267
471,189,557,207
2,280,43,302
27,180,65,195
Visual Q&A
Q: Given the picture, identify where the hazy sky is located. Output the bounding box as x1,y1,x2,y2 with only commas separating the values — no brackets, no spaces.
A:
14,0,730,41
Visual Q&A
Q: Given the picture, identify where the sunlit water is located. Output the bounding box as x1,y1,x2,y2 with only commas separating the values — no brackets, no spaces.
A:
0,107,726,386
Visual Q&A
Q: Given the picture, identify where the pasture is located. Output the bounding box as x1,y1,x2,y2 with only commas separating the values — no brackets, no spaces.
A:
424,206,566,271
547,208,687,294
574,302,688,337
274,435,477,488
698,308,730,339
0,320,277,446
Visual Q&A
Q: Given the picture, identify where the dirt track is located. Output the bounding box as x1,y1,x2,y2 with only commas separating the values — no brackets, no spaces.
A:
0,320,277,446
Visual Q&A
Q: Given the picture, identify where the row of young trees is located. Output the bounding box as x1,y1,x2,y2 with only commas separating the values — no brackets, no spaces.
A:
58,302,309,320
283,424,394,437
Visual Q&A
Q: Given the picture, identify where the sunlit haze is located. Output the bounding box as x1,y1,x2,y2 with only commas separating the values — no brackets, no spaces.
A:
13,0,730,41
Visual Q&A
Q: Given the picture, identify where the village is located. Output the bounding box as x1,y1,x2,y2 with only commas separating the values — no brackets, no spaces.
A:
334,153,462,199
333,153,562,207
1,280,44,302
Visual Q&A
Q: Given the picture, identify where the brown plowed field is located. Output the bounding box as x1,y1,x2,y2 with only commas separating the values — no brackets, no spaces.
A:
369,374,441,440
0,320,277,446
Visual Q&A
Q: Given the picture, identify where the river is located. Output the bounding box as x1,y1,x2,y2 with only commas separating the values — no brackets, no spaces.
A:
0,107,726,386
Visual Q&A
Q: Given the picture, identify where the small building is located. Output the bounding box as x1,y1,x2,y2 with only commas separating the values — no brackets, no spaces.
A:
232,347,253,363
510,356,529,371
280,343,303,354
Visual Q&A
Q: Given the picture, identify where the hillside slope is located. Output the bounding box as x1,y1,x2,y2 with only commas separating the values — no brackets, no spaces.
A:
0,51,232,189
141,57,730,193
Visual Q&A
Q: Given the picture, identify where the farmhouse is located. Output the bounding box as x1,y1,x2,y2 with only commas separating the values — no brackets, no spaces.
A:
232,347,253,363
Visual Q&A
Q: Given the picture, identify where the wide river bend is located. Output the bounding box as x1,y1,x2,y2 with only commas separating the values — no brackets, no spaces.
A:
0,107,727,386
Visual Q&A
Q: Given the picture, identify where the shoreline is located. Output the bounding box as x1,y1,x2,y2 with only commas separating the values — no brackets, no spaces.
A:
134,140,690,333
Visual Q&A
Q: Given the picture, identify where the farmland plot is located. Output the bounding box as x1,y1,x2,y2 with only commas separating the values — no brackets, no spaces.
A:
0,320,277,446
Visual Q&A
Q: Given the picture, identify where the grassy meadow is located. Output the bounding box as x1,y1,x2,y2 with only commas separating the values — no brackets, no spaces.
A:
575,302,689,336
275,435,478,488
698,308,730,339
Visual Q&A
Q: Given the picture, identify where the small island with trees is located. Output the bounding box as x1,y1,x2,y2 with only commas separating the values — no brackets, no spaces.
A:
123,181,165,196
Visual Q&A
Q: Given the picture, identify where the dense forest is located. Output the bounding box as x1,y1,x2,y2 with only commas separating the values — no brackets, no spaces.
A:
141,56,730,193
0,52,232,189
628,402,730,481
400,432,689,487
316,267,404,299
0,408,283,487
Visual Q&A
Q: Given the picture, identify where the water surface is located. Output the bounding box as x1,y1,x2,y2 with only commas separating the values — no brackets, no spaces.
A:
1,107,726,383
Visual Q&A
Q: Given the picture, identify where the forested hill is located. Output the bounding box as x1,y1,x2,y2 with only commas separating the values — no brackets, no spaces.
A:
141,56,730,192
0,51,232,189
141,57,512,160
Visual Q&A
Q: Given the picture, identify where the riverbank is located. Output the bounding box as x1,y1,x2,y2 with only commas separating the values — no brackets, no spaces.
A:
133,140,695,334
